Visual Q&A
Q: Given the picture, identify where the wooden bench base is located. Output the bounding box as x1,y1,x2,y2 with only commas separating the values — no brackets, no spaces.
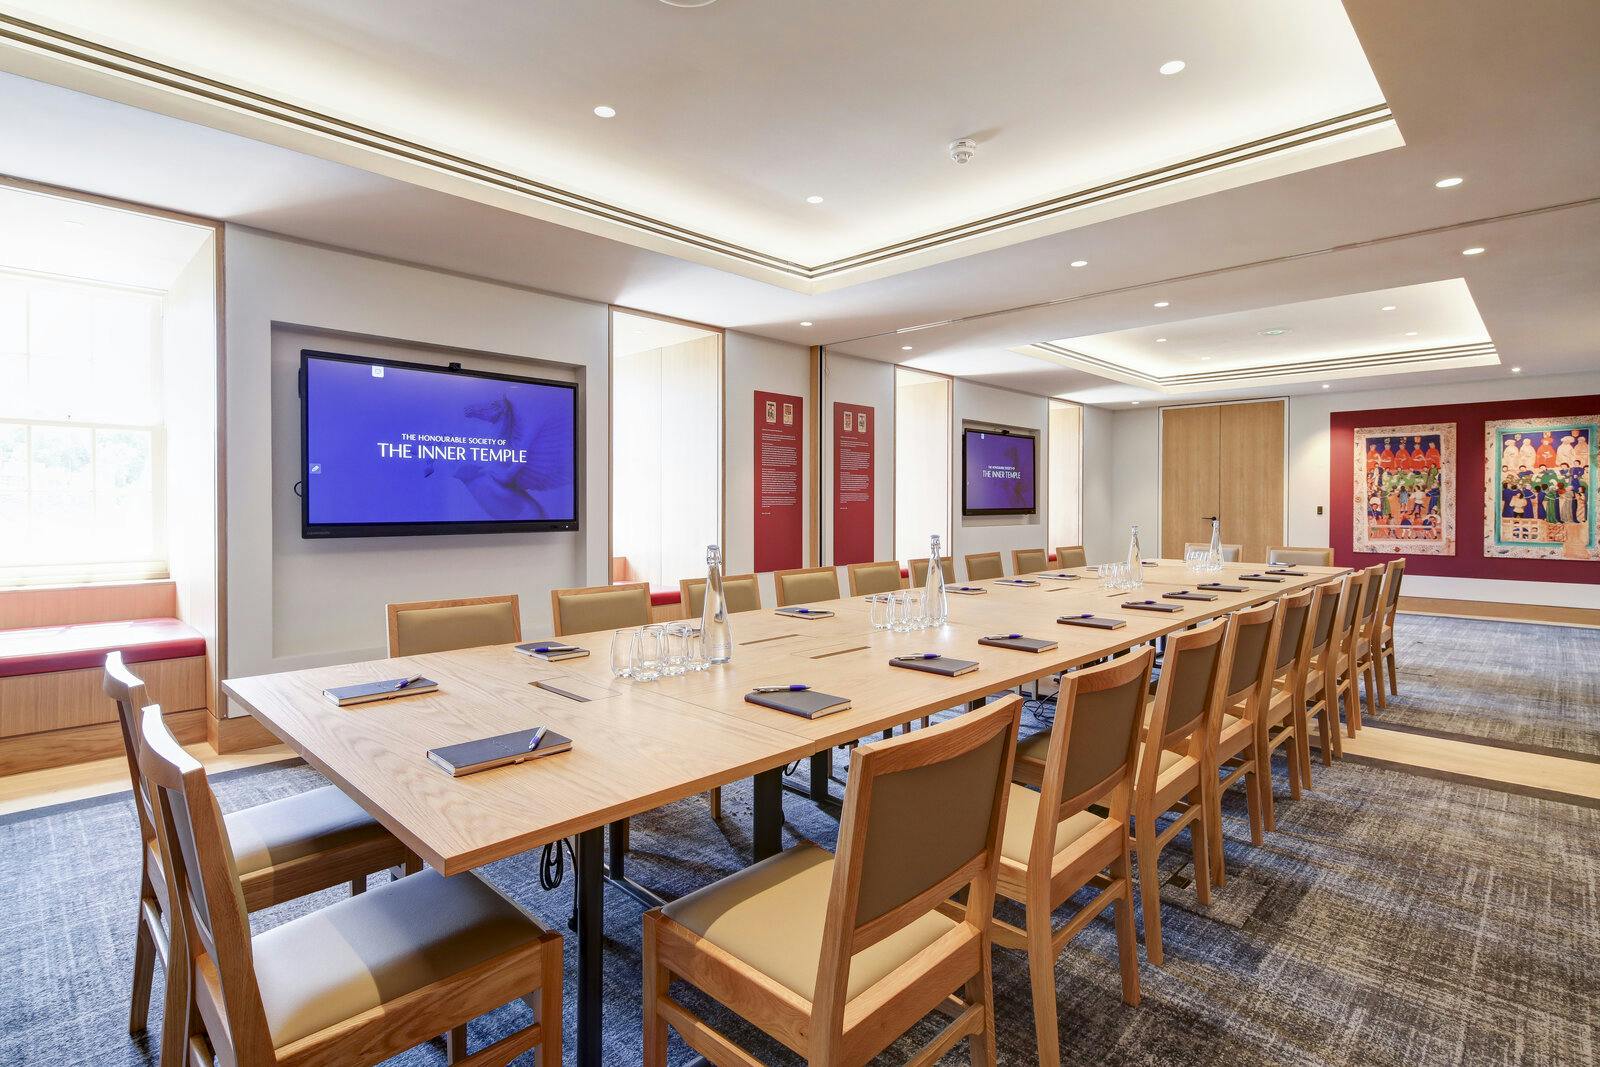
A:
0,707,209,777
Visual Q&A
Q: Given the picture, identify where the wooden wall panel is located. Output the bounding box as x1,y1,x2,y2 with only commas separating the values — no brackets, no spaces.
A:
1218,400,1285,563
1160,405,1221,558
0,655,207,738
0,581,177,630
0,708,208,778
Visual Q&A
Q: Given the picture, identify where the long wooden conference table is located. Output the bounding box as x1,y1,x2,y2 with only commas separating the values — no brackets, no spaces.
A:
224,559,1346,1066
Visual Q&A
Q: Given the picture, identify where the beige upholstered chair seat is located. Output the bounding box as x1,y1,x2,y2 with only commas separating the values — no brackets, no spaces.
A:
391,600,519,655
1267,547,1335,567
1016,730,1049,764
681,575,763,618
252,869,547,1047
659,843,956,1001
554,586,651,635
999,784,1111,864
1135,745,1188,783
849,561,905,596
775,568,842,607
223,785,390,875
1218,711,1249,743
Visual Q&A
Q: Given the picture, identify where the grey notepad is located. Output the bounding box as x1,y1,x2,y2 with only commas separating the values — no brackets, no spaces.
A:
427,728,572,777
744,689,852,719
994,578,1040,588
1038,572,1080,582
1199,582,1248,593
1163,590,1219,602
323,677,438,707
890,655,979,676
1123,599,1184,613
1058,614,1126,630
1266,568,1307,576
978,635,1059,653
1239,573,1285,583
775,606,835,620
947,585,989,595
515,642,589,662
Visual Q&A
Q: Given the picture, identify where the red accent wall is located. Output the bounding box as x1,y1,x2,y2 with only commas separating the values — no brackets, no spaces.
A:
1329,393,1600,583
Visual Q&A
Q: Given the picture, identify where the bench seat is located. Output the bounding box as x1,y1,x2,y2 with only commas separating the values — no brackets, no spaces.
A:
0,617,206,678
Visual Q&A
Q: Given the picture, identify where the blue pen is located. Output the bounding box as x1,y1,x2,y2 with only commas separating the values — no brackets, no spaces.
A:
1061,613,1093,620
789,607,819,614
986,633,1024,640
752,684,810,693
894,653,943,661
532,644,577,654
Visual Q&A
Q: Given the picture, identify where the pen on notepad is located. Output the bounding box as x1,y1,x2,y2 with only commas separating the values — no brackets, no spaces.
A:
532,644,577,654
986,633,1023,640
894,653,942,661
1061,613,1093,620
752,684,810,693
391,674,424,691
527,725,548,752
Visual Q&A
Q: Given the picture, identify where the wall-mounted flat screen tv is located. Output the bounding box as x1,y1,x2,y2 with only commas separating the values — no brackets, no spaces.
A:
300,350,579,538
961,427,1037,516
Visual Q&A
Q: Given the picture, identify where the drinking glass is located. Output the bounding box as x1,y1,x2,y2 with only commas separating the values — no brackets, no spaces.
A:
631,625,665,682
610,628,635,678
1096,563,1111,591
867,594,893,631
662,624,689,677
904,588,927,630
682,625,710,671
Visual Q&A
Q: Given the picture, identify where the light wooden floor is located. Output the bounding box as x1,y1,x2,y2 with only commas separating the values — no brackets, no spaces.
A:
0,741,299,817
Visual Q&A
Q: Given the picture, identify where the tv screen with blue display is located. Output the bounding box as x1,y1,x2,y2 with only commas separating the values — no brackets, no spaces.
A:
300,351,579,538
962,428,1037,515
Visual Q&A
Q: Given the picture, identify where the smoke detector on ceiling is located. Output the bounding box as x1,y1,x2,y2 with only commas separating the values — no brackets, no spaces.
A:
949,138,978,165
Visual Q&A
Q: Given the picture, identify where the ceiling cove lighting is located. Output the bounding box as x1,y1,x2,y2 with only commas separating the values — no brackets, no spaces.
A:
1381,305,1397,312
1154,337,1167,343
1462,246,1486,255
1322,383,1331,389
1258,328,1289,337
1434,177,1464,188
1405,330,1419,336
1159,60,1186,76
799,321,813,327
805,195,824,204
1512,366,1522,373
1070,260,1088,267
900,345,914,351
592,105,616,118
1153,300,1170,308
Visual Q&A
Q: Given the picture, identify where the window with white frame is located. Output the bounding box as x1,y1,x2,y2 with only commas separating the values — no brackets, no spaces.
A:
894,367,952,563
0,272,166,586
1048,399,1083,552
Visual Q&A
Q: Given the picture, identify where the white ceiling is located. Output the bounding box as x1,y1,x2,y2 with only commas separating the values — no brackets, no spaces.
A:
0,0,1393,284
0,183,211,290
0,0,1595,407
611,310,715,358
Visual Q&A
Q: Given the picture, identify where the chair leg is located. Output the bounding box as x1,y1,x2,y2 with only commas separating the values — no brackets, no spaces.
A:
1244,756,1266,846
1133,818,1165,967
1025,908,1062,1067
350,876,365,896
446,1025,468,1063
1110,842,1142,1006
643,919,669,1067
536,938,563,1067
1294,708,1316,788
1203,771,1227,888
964,950,999,1067
1284,732,1302,801
1342,676,1362,737
128,907,156,1034
1187,803,1212,908
1387,649,1399,695
708,787,722,822
1369,654,1387,712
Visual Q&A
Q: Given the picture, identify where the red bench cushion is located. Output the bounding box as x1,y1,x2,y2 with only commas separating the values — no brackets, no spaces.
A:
650,590,681,608
0,618,205,678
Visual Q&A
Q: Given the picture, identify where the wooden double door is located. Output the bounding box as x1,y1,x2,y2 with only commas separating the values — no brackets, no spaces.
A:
1160,400,1285,564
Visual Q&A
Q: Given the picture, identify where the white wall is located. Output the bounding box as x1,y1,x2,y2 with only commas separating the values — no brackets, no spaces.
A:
1087,371,1600,607
1080,404,1118,565
821,352,896,563
225,228,609,685
722,330,812,578
951,380,1050,575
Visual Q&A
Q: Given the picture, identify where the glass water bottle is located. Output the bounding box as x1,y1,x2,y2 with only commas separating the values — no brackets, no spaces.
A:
1207,516,1223,570
1127,524,1144,588
923,534,948,626
701,544,733,664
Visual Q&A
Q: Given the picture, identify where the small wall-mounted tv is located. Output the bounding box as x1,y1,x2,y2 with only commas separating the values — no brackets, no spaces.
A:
961,427,1037,516
300,350,579,538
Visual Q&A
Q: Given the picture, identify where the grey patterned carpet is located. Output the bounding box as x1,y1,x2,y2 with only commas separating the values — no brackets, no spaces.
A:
1385,614,1600,758
2,740,1597,1066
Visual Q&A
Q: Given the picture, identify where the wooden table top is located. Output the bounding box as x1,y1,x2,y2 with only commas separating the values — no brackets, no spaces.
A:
223,559,1345,875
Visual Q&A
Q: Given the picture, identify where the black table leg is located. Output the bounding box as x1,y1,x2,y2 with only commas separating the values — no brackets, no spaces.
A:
808,750,833,803
608,819,627,881
574,826,604,1067
752,768,784,861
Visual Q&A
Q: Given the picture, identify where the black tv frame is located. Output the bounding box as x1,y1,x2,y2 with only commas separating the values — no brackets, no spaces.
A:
960,426,1038,517
299,349,580,539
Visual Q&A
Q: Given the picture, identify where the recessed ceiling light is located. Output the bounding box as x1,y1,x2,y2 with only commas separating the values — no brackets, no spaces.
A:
1404,330,1419,337
901,345,913,351
659,0,718,6
799,321,813,327
1153,301,1169,308
1070,260,1088,268
1434,177,1463,189
1155,337,1167,343
592,105,616,118
1511,366,1522,373
1322,383,1331,389
1200,356,1212,361
1462,246,1485,255
1159,60,1186,76
805,195,824,204
1131,400,1142,405
1258,328,1289,337
1381,305,1396,312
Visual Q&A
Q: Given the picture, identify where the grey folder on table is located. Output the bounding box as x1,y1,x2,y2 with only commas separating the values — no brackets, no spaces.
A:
1058,614,1126,630
744,689,852,719
890,655,979,677
978,635,1059,653
427,728,573,777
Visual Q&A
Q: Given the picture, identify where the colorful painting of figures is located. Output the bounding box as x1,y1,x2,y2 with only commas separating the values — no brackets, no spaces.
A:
1484,416,1598,561
1353,423,1455,555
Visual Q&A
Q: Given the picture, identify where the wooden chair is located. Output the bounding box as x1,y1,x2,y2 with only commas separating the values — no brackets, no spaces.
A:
993,652,1150,1063
1349,563,1387,726
1329,568,1371,738
386,594,521,656
1011,548,1049,575
1257,587,1317,831
644,697,1020,1067
773,566,842,607
907,556,955,587
1372,558,1406,701
549,582,651,637
104,653,416,1046
1184,542,1242,562
846,559,906,597
1054,545,1087,569
1207,600,1283,886
1300,579,1348,769
679,573,763,618
1267,546,1335,567
136,704,562,1067
964,552,1005,580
